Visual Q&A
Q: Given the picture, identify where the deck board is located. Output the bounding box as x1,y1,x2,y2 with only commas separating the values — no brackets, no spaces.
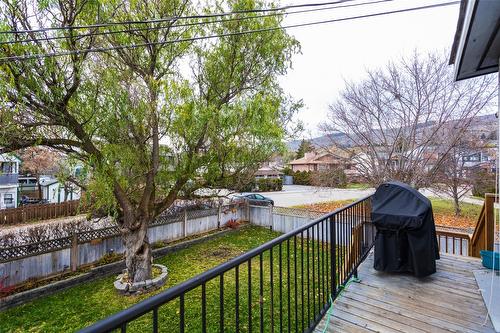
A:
318,253,495,333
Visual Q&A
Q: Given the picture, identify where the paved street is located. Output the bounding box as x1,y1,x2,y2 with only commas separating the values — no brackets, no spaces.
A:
254,185,483,208
258,185,374,207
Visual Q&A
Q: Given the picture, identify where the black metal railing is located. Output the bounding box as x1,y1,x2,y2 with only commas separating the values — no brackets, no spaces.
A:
79,196,374,333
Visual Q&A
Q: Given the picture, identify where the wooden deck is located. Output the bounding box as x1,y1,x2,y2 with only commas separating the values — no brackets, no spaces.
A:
317,253,495,333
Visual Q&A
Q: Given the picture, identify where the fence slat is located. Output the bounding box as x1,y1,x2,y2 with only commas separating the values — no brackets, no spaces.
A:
0,200,83,226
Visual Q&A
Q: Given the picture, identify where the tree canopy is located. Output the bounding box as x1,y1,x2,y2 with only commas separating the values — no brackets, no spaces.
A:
321,52,497,188
0,0,300,281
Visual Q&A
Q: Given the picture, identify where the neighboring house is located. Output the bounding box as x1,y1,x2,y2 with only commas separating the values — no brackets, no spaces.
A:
0,154,20,209
461,149,495,169
289,150,348,172
18,174,52,197
40,178,81,203
254,167,284,179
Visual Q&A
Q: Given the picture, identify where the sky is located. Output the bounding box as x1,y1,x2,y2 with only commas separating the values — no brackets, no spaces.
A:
277,0,461,138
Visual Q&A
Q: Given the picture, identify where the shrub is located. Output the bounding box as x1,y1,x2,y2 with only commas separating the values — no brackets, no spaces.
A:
226,218,240,229
255,178,282,192
471,170,496,197
0,276,15,298
293,171,312,185
310,168,347,188
282,166,293,176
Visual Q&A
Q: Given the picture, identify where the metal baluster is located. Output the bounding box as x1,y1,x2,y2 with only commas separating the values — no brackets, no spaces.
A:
153,307,158,333
270,248,274,333
311,225,316,321
248,259,252,333
279,243,283,333
287,239,291,332
259,254,264,333
321,220,325,306
301,231,305,333
220,274,224,333
180,294,185,333
294,236,298,333
330,216,336,300
316,222,320,319
306,228,310,328
236,266,240,333
202,283,207,332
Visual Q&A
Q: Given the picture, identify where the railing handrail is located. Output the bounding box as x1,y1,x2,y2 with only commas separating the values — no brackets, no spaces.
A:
79,195,374,333
469,193,498,257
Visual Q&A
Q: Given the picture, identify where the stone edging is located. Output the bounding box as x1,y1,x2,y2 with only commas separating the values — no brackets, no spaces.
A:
0,228,236,312
114,264,169,295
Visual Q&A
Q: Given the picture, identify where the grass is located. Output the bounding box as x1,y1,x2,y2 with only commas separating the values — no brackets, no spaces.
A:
0,225,333,333
429,198,482,229
429,198,482,220
343,183,371,190
293,199,356,212
295,197,483,230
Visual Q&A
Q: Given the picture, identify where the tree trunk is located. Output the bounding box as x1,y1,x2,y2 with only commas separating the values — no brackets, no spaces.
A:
122,217,152,283
453,192,461,216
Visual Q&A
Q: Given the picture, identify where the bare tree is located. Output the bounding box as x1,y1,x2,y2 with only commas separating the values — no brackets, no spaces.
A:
431,135,481,215
321,52,497,188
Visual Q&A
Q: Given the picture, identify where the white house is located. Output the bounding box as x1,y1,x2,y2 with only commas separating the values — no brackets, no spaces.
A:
0,153,20,209
40,178,81,203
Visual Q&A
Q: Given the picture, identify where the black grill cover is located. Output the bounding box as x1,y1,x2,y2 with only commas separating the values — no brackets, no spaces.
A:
372,181,439,277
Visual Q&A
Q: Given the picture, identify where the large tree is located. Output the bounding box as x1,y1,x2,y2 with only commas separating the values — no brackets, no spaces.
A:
321,52,497,188
0,0,299,282
295,138,313,159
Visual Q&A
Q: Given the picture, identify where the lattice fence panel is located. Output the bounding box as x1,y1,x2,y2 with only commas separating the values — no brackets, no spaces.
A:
152,212,183,226
0,205,234,262
0,236,72,262
77,227,120,243
187,208,218,220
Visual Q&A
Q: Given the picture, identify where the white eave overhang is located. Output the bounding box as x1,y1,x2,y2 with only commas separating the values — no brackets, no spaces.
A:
450,0,500,81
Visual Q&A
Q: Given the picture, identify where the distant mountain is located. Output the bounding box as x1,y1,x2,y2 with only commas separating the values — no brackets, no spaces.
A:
287,132,353,151
287,113,497,152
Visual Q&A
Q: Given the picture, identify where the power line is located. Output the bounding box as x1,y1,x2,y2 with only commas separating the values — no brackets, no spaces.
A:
0,0,356,35
0,1,460,63
0,0,392,46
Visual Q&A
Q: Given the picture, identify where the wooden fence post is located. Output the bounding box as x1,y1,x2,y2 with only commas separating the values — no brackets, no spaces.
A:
70,233,79,272
183,208,188,237
485,193,495,252
217,205,222,229
269,204,273,230
246,199,250,222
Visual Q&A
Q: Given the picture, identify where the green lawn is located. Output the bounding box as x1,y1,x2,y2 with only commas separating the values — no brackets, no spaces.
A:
0,225,333,333
429,198,483,220
344,183,371,189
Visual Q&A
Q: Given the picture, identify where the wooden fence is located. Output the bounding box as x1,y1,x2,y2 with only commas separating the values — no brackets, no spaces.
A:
0,200,83,225
0,203,244,287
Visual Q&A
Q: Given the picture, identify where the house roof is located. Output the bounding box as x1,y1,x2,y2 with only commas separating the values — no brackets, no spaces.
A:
39,178,59,187
289,152,343,165
0,153,21,163
254,167,283,176
450,0,500,80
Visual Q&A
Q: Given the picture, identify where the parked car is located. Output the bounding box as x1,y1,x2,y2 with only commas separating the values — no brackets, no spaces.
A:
237,193,274,206
20,196,49,206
